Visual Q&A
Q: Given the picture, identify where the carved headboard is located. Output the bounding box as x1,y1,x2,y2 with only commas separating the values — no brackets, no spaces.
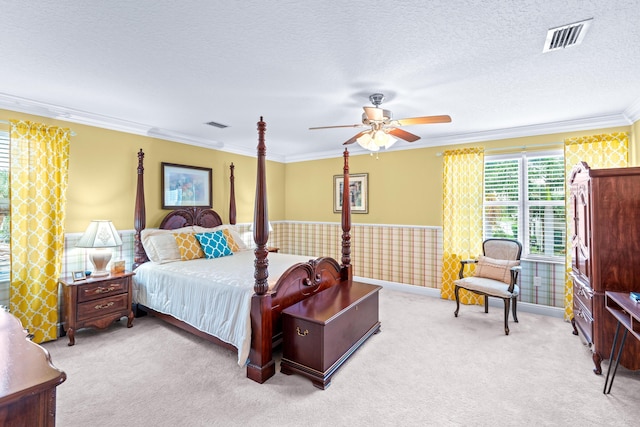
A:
158,207,223,230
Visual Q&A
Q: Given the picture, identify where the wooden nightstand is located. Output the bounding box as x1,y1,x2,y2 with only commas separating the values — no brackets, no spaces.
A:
60,271,135,346
267,247,279,253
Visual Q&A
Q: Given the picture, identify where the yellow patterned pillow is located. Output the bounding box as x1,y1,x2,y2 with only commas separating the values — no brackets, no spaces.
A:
222,228,240,252
173,233,204,260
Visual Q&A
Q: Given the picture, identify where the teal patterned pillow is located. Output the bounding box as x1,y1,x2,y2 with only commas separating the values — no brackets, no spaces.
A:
195,231,233,259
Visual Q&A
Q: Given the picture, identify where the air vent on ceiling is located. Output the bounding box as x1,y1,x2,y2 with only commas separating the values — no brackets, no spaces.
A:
543,18,592,53
204,121,229,129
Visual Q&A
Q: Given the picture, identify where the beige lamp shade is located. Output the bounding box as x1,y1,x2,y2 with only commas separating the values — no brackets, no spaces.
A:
76,220,122,277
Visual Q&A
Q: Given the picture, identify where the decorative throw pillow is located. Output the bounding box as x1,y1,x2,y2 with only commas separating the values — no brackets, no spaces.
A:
195,231,233,259
473,255,519,284
173,233,205,261
222,228,241,252
193,225,248,251
141,227,195,263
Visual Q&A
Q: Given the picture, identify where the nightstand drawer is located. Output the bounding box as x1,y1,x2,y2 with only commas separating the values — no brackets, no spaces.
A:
77,293,129,321
78,278,128,302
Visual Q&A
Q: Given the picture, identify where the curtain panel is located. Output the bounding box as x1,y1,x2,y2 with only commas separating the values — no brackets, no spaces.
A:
563,132,628,321
441,147,484,304
10,120,70,343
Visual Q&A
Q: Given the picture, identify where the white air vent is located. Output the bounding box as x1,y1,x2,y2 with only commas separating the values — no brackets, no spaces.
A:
204,121,229,129
543,18,592,53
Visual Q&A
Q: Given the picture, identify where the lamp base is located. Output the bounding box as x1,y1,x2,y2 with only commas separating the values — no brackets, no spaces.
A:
90,249,112,278
91,270,110,278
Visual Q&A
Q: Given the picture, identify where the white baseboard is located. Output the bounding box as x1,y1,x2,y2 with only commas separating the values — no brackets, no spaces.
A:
354,276,565,319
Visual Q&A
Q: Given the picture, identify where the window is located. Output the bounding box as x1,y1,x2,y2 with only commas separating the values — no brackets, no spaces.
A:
483,151,565,261
0,131,8,307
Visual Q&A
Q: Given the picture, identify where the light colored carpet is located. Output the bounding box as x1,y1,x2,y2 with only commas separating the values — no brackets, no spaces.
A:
43,288,640,426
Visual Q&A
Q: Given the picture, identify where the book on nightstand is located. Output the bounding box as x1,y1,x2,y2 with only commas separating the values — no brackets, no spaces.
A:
630,292,640,304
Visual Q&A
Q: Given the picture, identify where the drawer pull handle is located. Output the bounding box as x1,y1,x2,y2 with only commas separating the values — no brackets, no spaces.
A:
95,302,115,310
92,286,117,294
296,327,309,337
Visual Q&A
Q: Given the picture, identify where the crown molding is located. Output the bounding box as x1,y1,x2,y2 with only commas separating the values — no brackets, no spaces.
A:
623,96,640,122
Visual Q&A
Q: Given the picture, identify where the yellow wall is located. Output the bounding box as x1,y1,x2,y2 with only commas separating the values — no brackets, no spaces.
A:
1,109,285,233
1,108,637,231
285,126,634,226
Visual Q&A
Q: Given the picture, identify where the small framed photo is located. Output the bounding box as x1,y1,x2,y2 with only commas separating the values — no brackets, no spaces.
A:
72,271,86,282
334,173,368,214
111,260,125,275
161,162,213,209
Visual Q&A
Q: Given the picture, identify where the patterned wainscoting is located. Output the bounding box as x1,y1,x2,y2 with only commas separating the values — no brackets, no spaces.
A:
55,222,564,310
61,230,136,278
519,260,566,308
266,221,443,289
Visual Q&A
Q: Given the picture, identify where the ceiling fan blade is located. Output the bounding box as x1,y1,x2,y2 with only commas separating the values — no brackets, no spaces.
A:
363,107,392,121
395,115,452,126
343,131,369,145
309,124,363,130
388,128,421,142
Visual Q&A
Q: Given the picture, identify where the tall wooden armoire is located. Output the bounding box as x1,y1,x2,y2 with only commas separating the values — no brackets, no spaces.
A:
569,161,640,374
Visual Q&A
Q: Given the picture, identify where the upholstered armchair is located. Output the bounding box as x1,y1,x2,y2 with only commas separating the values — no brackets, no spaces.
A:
453,238,522,335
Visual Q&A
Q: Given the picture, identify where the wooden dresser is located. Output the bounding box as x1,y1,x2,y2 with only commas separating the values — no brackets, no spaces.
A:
569,162,640,374
0,310,66,426
280,281,381,389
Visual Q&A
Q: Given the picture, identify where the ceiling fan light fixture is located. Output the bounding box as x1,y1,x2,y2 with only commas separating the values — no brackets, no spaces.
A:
383,134,397,149
373,130,387,146
357,132,379,151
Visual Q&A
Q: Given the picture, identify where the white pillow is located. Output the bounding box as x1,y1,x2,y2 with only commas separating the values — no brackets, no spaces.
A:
193,224,249,251
141,226,196,263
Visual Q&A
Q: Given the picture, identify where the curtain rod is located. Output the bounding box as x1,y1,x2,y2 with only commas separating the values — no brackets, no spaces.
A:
0,119,76,136
436,142,562,156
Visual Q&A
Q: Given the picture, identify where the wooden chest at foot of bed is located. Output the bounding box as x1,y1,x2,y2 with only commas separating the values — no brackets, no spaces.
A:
280,281,382,389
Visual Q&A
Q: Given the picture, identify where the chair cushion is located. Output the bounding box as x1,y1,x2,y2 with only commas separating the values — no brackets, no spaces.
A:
454,276,520,298
474,255,519,284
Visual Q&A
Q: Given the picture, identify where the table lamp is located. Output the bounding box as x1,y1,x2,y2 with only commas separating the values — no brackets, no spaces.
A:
76,220,123,277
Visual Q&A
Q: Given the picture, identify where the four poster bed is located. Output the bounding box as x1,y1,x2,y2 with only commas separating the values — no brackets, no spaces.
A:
132,117,354,383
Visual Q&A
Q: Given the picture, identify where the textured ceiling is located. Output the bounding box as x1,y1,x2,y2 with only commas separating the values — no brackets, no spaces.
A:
1,0,640,162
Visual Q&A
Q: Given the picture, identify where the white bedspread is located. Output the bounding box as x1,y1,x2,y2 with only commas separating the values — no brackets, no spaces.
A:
133,251,311,366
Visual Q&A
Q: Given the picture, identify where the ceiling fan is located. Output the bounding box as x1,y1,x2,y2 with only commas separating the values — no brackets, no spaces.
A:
309,93,451,151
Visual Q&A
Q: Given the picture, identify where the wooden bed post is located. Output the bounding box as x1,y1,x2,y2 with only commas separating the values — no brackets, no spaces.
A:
247,116,275,383
341,148,352,282
229,162,236,225
133,149,148,269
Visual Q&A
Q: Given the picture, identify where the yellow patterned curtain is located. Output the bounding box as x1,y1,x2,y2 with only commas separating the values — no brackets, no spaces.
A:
441,147,484,303
10,120,70,343
563,132,628,320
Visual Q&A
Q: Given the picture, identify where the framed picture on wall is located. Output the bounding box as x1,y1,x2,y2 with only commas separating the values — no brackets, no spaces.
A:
333,173,368,214
161,162,212,209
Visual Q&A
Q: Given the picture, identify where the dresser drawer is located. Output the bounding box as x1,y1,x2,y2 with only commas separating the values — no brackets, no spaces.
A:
78,278,128,302
77,293,129,321
573,296,594,345
572,278,593,315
